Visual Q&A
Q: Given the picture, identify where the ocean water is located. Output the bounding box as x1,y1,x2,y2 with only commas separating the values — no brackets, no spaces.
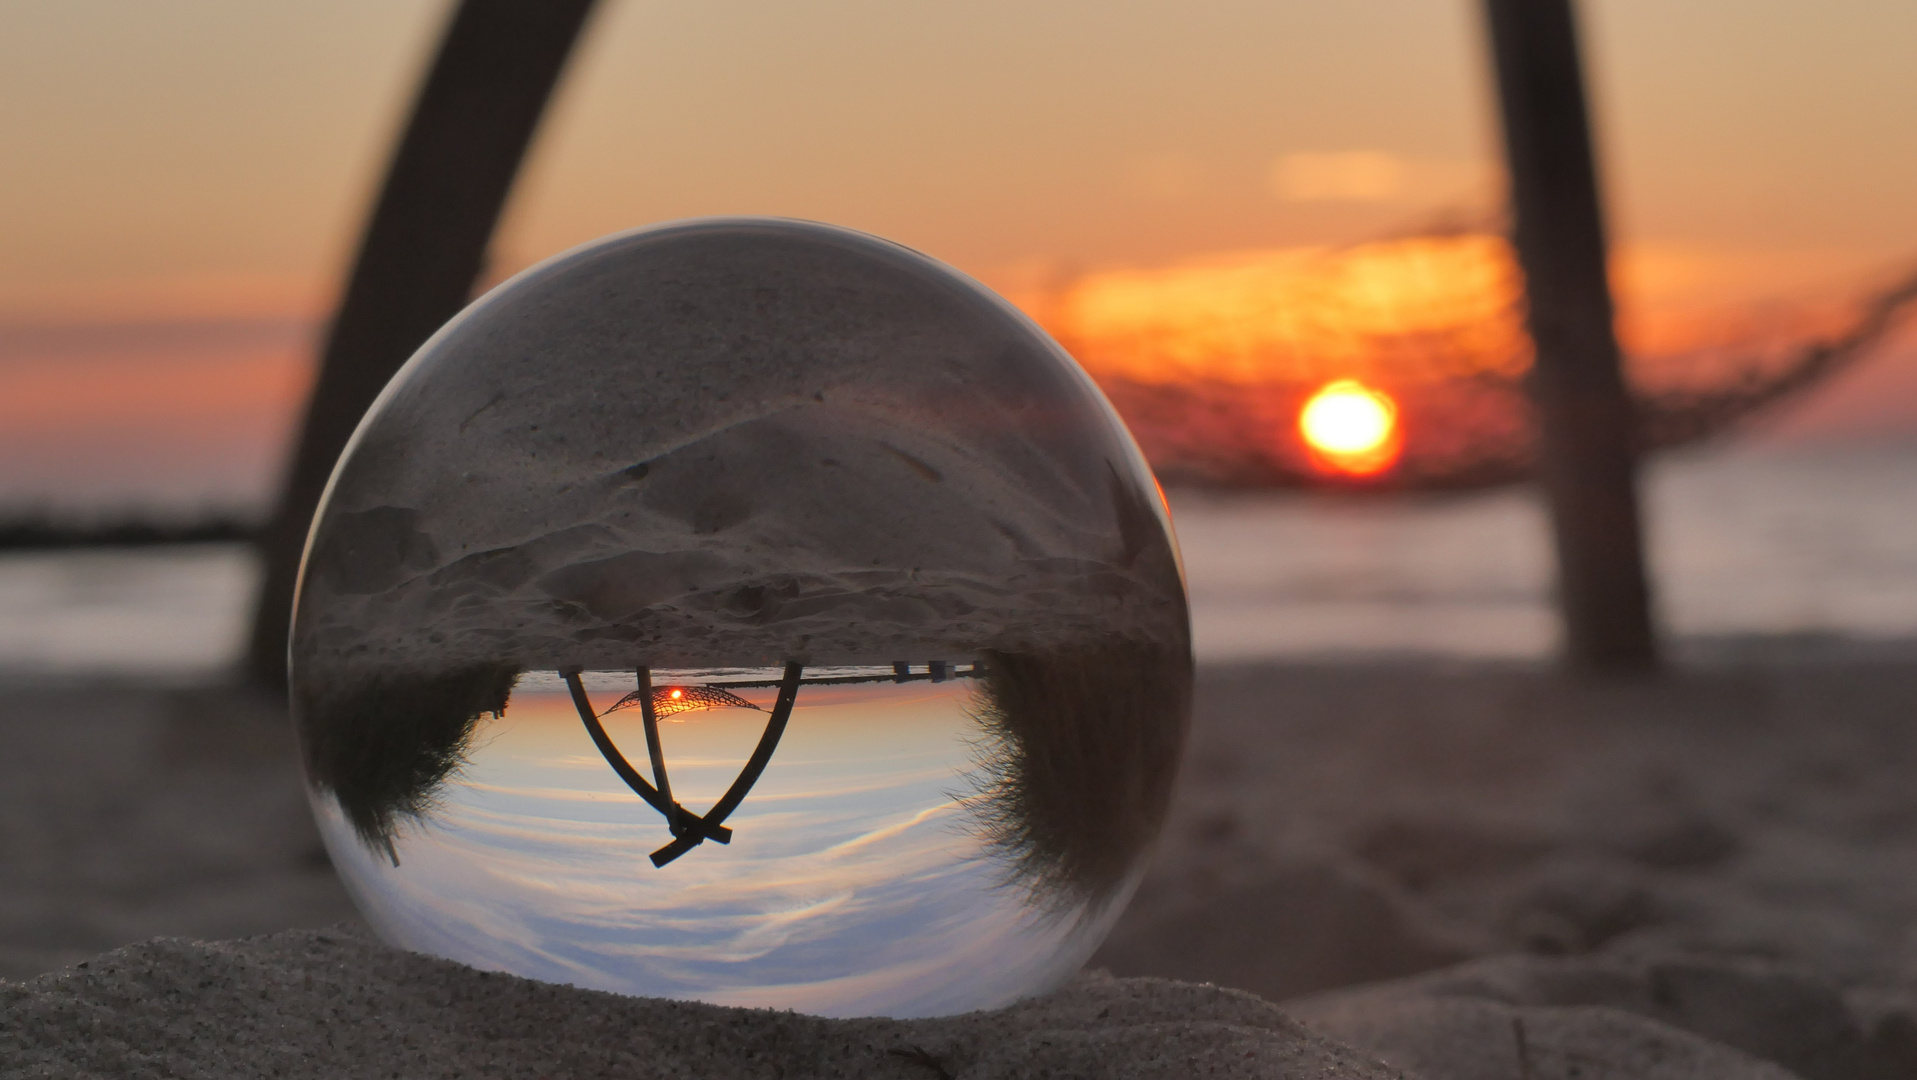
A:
1179,442,1917,662
0,543,254,677
3,442,1913,675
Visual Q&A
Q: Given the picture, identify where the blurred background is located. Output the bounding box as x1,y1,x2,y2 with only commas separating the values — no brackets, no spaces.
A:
5,1,1917,1019
3,0,1915,677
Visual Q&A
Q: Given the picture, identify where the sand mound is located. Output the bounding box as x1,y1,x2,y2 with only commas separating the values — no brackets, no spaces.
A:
0,928,1395,1080
16,931,1912,1079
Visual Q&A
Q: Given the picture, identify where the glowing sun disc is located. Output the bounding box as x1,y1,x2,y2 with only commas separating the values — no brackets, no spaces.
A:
1299,380,1400,474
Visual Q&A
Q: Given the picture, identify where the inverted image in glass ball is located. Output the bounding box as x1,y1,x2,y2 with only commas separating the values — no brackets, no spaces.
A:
290,218,1191,1018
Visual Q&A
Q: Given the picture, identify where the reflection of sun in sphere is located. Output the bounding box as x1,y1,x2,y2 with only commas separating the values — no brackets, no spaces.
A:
1299,379,1401,476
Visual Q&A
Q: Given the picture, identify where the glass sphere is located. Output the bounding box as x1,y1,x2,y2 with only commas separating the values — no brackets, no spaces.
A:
290,218,1191,1018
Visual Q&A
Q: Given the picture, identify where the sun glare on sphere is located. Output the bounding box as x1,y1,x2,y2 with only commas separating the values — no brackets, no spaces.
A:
1299,379,1401,476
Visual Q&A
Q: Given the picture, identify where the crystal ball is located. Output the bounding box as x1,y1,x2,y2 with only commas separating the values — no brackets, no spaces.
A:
290,218,1191,1018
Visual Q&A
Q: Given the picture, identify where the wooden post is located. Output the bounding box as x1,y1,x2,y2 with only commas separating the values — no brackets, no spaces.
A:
245,0,599,689
1482,0,1659,670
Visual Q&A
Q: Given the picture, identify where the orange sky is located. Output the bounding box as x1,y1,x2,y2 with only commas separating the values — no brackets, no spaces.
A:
2,0,1915,505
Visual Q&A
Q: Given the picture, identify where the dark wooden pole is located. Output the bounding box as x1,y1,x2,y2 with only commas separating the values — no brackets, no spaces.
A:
245,0,599,689
1482,0,1659,670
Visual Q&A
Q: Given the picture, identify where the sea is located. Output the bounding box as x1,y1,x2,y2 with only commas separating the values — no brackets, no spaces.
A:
3,441,1913,678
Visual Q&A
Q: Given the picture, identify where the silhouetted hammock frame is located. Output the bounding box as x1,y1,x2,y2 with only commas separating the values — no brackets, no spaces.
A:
561,661,977,866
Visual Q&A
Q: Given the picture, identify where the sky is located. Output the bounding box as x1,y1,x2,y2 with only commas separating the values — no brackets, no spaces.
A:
2,0,1915,508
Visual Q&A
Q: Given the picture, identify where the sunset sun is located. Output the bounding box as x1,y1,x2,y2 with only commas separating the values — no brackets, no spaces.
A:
1299,379,1401,476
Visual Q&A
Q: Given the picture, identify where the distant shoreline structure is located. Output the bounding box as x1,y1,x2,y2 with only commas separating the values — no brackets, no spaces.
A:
0,511,257,551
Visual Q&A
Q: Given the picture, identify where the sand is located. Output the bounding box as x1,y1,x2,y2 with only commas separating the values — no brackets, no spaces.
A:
3,929,1395,1079
6,648,1917,1077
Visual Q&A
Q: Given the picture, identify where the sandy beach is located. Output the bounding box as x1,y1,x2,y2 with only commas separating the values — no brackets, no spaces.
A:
5,646,1915,1077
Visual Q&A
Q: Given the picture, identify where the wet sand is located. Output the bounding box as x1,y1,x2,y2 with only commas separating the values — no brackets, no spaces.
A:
5,648,1916,1077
